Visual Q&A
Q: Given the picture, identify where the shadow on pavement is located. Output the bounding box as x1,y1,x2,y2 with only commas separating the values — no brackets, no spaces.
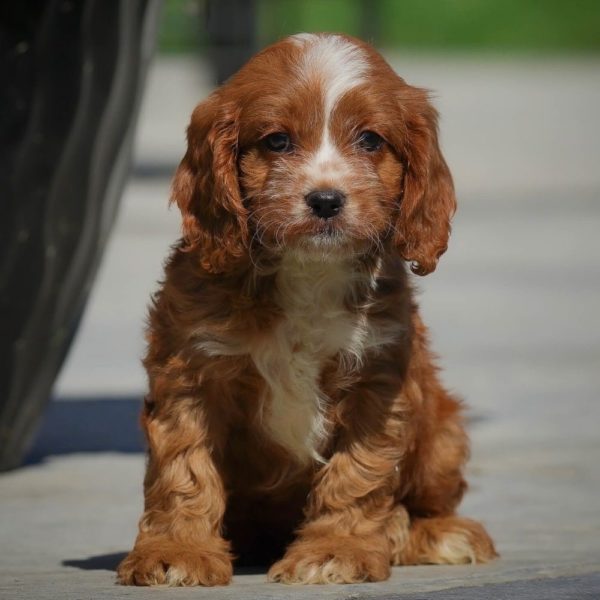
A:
25,397,145,464
63,552,128,572
63,552,269,576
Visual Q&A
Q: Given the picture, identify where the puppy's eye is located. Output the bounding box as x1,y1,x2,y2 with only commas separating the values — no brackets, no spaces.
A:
358,130,384,152
263,132,292,153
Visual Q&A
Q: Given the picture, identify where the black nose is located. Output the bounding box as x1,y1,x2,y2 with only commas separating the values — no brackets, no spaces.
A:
305,189,346,219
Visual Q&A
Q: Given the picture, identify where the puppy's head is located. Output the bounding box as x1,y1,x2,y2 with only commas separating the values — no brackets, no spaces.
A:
172,33,455,275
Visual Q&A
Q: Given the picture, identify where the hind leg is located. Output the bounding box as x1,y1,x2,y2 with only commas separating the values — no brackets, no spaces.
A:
386,505,497,565
383,397,497,566
385,350,497,565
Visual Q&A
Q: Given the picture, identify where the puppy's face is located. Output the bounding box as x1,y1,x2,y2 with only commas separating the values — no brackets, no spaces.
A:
173,34,455,274
236,36,405,257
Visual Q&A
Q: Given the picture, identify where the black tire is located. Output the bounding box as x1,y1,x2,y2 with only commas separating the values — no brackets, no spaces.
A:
0,0,161,470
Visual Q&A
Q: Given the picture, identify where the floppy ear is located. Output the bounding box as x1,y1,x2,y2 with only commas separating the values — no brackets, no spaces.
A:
393,87,456,276
170,96,248,273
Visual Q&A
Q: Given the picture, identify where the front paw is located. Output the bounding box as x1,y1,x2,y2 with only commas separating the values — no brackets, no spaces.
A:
268,536,390,584
117,537,232,586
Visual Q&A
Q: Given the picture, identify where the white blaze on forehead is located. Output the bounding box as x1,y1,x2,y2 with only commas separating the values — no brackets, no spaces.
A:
291,34,370,186
289,32,319,46
293,34,369,118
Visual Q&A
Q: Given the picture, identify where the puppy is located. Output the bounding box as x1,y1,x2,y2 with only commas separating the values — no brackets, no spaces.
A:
118,33,496,586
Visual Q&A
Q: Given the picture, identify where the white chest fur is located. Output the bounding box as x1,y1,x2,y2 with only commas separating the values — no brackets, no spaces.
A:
249,256,369,464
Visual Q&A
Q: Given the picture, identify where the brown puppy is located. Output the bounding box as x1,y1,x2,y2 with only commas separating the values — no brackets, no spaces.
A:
118,33,496,586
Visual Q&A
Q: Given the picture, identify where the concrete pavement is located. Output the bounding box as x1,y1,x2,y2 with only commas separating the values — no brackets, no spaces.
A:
1,54,599,598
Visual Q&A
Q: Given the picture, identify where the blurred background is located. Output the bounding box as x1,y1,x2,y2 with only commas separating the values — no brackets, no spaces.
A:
49,0,600,439
163,0,600,53
2,0,600,595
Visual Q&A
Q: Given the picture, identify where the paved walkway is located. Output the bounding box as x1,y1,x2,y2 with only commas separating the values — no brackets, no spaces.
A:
1,55,599,599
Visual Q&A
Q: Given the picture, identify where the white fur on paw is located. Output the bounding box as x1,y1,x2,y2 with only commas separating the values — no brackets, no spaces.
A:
164,566,187,586
435,531,477,564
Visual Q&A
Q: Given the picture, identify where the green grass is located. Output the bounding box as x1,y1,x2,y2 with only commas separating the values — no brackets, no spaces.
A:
258,0,363,45
158,0,600,54
377,0,600,52
158,0,206,54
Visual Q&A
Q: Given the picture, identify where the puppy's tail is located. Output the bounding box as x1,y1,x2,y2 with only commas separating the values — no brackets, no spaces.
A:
386,506,498,566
